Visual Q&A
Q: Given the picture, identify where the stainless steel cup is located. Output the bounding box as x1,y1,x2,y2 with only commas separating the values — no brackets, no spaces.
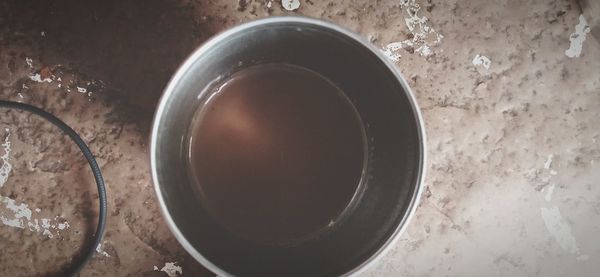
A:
151,17,426,277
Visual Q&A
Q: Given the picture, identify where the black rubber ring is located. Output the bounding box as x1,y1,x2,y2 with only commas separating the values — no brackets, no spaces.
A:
0,100,107,277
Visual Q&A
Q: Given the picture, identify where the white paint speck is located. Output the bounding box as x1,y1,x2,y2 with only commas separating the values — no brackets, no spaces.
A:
402,0,442,56
266,0,272,8
544,184,555,202
25,58,33,69
43,229,54,238
5,198,32,221
154,266,159,271
472,54,491,70
382,42,404,62
28,219,40,232
565,15,590,58
416,44,432,56
282,0,300,11
544,154,554,169
77,87,87,93
1,129,13,188
541,206,580,254
0,196,30,228
41,218,51,229
382,1,443,60
96,242,111,257
29,73,52,83
0,215,22,228
405,13,426,33
156,262,183,277
58,222,69,230
0,130,70,237
41,31,46,37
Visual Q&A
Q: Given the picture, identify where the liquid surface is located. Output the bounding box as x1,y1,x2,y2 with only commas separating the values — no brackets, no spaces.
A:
188,64,365,244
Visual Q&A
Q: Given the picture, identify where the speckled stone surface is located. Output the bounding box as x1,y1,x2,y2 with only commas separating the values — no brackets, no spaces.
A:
0,0,599,276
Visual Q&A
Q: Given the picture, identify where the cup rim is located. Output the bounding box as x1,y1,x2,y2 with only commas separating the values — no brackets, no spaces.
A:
150,16,427,277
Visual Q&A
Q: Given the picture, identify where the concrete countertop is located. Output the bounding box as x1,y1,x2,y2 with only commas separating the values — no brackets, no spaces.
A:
0,0,598,276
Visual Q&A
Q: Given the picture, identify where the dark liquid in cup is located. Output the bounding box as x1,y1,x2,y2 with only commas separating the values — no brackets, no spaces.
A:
187,64,365,245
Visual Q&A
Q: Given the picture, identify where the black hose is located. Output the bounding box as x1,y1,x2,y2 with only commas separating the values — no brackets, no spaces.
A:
0,100,107,277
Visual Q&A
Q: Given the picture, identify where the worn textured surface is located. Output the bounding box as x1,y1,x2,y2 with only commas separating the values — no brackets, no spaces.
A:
0,0,599,276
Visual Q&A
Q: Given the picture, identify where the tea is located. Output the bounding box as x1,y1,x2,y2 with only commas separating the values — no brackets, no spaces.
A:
187,64,365,244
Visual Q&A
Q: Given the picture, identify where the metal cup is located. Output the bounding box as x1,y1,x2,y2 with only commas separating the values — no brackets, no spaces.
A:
150,17,426,276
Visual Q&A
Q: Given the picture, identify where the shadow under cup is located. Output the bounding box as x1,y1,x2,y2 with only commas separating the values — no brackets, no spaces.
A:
151,17,425,277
